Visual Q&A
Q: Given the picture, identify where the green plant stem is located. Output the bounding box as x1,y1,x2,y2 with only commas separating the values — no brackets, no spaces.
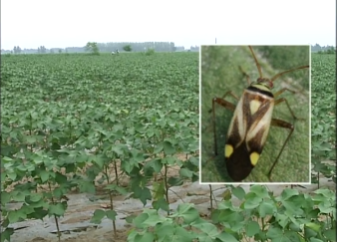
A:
48,182,61,242
164,163,170,215
29,114,33,152
113,160,119,186
109,192,117,236
104,165,117,237
209,185,213,211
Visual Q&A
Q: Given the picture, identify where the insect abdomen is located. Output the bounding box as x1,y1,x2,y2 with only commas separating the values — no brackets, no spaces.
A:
225,88,274,181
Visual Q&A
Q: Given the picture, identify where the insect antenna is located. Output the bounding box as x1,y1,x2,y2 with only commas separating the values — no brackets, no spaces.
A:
271,65,309,82
248,46,309,84
248,46,263,78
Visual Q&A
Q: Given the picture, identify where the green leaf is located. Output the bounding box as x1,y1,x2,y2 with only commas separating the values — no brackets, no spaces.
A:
0,228,14,242
317,201,335,214
222,189,232,201
7,172,17,181
91,155,104,169
322,228,336,241
289,222,302,232
154,143,163,153
304,226,318,238
39,170,50,182
105,184,128,195
194,222,220,238
132,186,152,206
258,200,276,217
275,213,289,228
29,193,43,202
111,145,124,156
168,177,184,186
144,158,163,173
49,203,66,216
217,200,241,211
212,208,244,225
281,231,302,242
12,191,26,202
242,194,262,209
133,231,155,242
91,209,106,224
255,230,268,241
55,172,68,184
29,207,48,220
266,226,283,239
143,212,167,227
281,188,299,200
152,197,169,212
77,180,96,193
314,188,335,199
8,210,21,223
106,210,117,220
170,226,195,242
155,222,175,240
305,222,321,232
179,167,193,178
162,156,178,165
133,212,149,228
1,191,11,204
163,140,175,155
26,136,37,144
309,238,324,242
232,186,245,200
216,232,239,242
245,221,260,237
173,203,200,224
125,214,137,223
249,185,268,198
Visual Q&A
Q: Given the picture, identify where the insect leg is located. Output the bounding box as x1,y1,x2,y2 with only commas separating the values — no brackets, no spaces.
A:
220,91,240,102
274,94,304,120
269,118,294,181
208,91,239,113
211,96,236,156
273,87,297,98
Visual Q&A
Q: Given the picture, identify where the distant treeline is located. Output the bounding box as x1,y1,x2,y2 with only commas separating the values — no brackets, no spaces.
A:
311,43,335,52
65,42,177,53
98,42,176,52
1,42,200,54
1,43,333,54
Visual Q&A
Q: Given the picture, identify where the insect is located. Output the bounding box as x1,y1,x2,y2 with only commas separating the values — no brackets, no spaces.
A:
209,46,309,182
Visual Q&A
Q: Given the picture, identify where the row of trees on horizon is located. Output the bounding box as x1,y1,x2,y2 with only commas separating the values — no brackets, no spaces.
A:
2,42,200,54
2,43,335,55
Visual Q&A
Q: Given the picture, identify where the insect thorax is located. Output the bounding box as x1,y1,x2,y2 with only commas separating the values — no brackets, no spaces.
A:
247,84,274,98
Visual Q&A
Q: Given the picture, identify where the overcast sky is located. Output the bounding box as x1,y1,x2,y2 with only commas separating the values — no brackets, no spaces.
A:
1,0,335,50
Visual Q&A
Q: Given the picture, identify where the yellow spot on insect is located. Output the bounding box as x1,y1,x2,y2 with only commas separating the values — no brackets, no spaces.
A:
250,152,259,166
250,100,261,115
225,145,233,158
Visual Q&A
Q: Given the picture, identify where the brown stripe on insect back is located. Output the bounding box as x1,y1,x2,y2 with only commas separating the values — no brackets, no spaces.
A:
242,90,273,125
227,115,242,146
242,89,274,154
246,128,266,153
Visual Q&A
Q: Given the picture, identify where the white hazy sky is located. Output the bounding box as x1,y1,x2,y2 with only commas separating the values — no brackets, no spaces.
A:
1,0,335,50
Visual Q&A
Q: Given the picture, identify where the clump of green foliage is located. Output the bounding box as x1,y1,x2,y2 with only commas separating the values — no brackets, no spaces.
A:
145,48,155,56
123,45,132,52
85,42,100,55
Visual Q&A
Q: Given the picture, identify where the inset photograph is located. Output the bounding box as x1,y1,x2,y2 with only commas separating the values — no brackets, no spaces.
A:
200,45,310,183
